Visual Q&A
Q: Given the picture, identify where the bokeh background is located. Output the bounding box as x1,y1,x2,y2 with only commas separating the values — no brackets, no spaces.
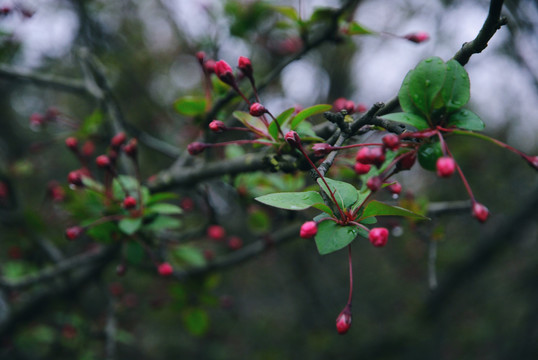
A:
0,0,537,359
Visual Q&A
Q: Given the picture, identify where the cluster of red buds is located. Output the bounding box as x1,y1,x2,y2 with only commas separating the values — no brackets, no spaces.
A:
207,224,243,251
332,97,367,114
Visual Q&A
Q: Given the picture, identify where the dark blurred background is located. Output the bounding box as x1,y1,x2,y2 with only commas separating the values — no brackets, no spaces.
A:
0,0,537,359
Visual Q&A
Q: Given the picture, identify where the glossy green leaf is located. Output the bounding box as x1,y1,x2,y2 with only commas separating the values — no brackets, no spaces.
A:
269,107,294,140
309,8,336,23
79,109,103,136
174,96,207,116
147,203,183,215
315,221,359,255
147,192,179,205
145,215,182,231
233,111,270,138
290,104,332,129
174,245,206,267
118,217,143,235
399,71,424,116
418,141,443,171
182,308,210,336
361,200,429,220
447,109,485,131
317,177,358,209
381,112,430,130
360,216,377,224
255,191,324,210
441,59,470,113
346,21,375,35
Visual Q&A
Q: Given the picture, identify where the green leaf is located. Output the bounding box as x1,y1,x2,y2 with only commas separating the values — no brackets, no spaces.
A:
78,109,103,136
399,71,424,116
418,141,443,171
315,221,359,255
118,217,143,235
145,215,182,231
173,245,206,267
233,111,270,138
269,107,295,139
446,109,485,131
309,8,336,23
346,21,375,35
86,221,118,243
361,200,429,220
360,216,377,225
317,177,358,210
174,96,207,116
273,5,299,21
290,104,332,129
255,191,325,210
381,112,430,130
147,192,179,205
441,59,470,113
402,57,447,118
125,241,145,264
182,308,210,336
147,203,183,215
113,176,139,200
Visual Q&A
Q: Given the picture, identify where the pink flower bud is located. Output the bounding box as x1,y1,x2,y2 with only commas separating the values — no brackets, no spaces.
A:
67,170,84,187
367,176,383,192
187,142,207,155
312,143,333,157
370,147,386,167
284,131,301,149
356,103,367,113
111,132,127,149
382,134,400,151
472,202,489,223
355,147,372,164
238,56,253,78
65,226,84,241
397,151,417,171
209,120,226,133
195,51,205,64
227,236,243,250
207,225,226,241
369,227,389,247
215,60,236,87
96,155,111,168
65,137,78,152
249,103,267,117
353,162,371,175
123,138,138,158
158,262,173,276
123,196,137,209
300,221,317,238
436,156,456,178
333,98,355,113
204,59,216,74
388,181,402,195
404,31,430,43
335,306,352,335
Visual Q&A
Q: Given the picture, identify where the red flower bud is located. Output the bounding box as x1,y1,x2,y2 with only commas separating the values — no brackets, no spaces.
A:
356,147,372,164
472,202,489,223
123,196,137,209
370,147,386,167
369,227,389,247
196,51,205,64
81,140,95,157
249,103,267,117
238,56,253,78
123,138,138,158
227,236,243,250
404,31,430,43
284,131,302,149
300,221,318,238
96,155,111,168
67,170,84,187
311,143,333,157
367,176,383,192
353,162,371,175
158,262,174,276
356,103,367,113
65,137,78,152
336,306,352,335
209,120,226,133
47,181,65,202
397,151,417,171
436,156,456,178
388,181,402,195
215,60,236,87
382,134,400,151
204,59,216,74
111,132,127,149
333,98,355,114
29,113,45,127
65,226,83,241
187,142,207,155
207,225,226,241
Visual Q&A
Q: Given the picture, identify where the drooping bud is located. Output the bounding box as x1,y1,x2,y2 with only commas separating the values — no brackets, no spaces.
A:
472,202,489,223
195,51,205,64
404,31,430,43
158,262,174,276
123,138,138,158
214,60,236,87
370,147,386,167
356,147,372,164
249,103,267,117
238,56,253,79
335,306,352,335
284,131,302,149
65,137,78,152
353,162,371,175
436,156,456,178
300,221,318,238
312,143,333,157
369,227,389,247
388,181,402,195
204,59,216,74
209,120,226,133
187,142,208,155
